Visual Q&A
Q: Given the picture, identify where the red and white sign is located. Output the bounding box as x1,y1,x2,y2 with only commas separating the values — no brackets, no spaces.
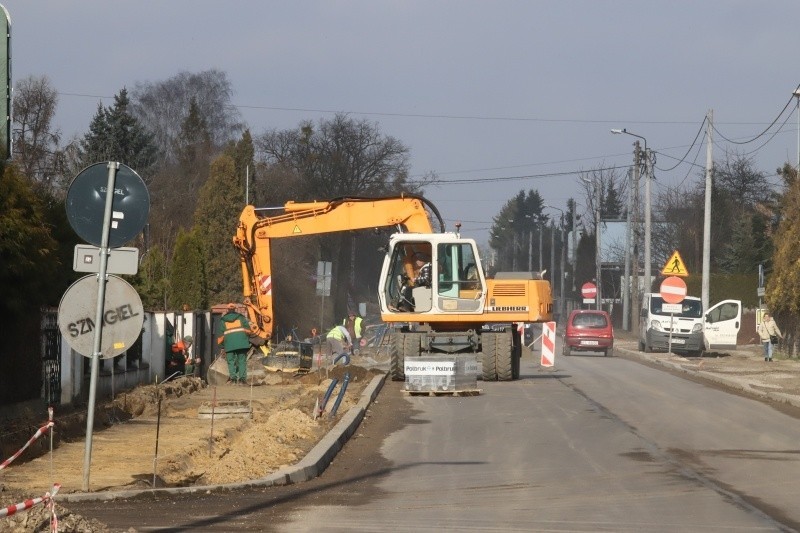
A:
660,276,687,304
541,321,556,367
581,282,597,299
259,274,272,295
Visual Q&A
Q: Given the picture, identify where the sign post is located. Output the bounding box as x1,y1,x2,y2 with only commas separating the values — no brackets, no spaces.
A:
65,161,149,492
660,276,687,354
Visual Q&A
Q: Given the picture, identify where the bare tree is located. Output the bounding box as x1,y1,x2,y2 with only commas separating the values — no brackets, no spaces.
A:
12,75,61,190
130,69,243,164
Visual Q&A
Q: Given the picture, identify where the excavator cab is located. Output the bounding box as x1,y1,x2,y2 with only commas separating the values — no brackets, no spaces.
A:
380,234,486,316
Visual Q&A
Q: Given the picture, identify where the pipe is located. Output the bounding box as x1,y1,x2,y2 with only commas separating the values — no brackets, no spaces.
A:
319,378,339,413
329,372,351,418
333,352,350,365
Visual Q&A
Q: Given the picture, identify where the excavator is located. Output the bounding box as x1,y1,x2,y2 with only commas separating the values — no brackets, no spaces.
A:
232,194,552,381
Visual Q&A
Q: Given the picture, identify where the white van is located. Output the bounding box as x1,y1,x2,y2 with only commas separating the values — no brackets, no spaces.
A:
639,293,741,355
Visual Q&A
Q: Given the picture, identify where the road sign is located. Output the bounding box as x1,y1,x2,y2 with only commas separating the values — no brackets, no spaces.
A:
581,282,597,303
660,276,687,304
316,261,332,297
73,245,139,275
66,162,150,248
661,250,689,277
581,282,597,298
58,274,144,358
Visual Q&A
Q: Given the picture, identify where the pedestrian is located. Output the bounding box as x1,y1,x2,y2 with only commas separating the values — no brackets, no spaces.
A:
217,303,252,384
326,324,352,360
756,311,783,362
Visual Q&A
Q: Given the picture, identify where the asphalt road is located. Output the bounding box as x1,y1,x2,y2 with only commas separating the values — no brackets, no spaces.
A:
69,345,800,532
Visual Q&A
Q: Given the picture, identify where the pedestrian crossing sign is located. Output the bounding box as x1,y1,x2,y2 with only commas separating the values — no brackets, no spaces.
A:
661,250,689,277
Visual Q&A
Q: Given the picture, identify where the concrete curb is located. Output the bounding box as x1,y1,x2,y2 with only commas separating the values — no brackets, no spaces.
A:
618,344,800,410
59,372,388,503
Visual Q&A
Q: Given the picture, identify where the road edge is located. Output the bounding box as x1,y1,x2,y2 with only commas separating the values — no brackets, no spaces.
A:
58,372,388,503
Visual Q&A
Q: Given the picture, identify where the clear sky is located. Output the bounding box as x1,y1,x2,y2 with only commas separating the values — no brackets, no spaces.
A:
3,1,799,245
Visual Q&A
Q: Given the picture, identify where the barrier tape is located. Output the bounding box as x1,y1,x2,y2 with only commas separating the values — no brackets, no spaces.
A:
0,421,54,471
0,483,61,521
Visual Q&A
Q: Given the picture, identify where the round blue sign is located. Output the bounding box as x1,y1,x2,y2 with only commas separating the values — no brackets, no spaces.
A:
66,162,150,248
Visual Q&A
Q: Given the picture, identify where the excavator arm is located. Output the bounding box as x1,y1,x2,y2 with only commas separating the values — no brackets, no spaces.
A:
232,195,445,342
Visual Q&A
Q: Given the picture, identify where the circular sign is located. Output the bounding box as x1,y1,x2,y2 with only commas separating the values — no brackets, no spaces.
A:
66,162,150,248
581,282,597,299
58,275,145,358
660,276,687,304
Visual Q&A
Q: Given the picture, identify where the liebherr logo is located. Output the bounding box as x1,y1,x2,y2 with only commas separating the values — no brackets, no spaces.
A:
488,306,528,312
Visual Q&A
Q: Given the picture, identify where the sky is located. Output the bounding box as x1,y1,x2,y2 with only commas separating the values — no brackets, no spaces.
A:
3,1,800,246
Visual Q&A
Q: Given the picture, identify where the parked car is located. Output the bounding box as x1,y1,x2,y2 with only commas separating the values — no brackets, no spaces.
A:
563,309,614,357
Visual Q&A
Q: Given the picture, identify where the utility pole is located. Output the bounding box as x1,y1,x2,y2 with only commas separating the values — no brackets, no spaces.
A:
622,165,633,331
538,222,543,272
644,147,652,295
572,205,578,291
702,110,713,311
595,182,602,311
631,143,641,334
550,221,556,293
528,229,533,272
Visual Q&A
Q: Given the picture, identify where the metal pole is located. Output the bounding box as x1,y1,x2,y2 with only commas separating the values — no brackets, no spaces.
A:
82,161,119,492
528,229,532,272
595,182,602,311
572,207,577,291
702,110,713,311
538,223,543,272
644,147,651,296
550,221,555,290
560,222,566,320
623,159,634,331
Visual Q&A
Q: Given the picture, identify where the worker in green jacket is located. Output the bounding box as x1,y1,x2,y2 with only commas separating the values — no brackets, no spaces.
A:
217,303,252,384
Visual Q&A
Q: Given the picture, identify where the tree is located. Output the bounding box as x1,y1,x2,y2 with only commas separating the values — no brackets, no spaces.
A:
12,75,62,191
194,154,245,305
78,88,158,178
253,114,430,321
489,189,549,272
133,244,169,311
130,69,243,164
168,228,206,309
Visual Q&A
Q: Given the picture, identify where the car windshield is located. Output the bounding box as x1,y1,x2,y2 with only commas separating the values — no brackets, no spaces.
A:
573,313,608,328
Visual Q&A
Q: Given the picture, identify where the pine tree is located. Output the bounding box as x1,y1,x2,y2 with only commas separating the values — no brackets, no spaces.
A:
134,245,169,311
168,228,206,309
79,88,158,176
194,154,245,305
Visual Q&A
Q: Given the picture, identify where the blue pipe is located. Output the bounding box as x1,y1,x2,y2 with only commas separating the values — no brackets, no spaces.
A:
333,352,350,365
329,372,351,418
320,377,338,412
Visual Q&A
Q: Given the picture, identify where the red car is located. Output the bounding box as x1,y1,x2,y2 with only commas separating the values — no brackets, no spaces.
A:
563,310,614,357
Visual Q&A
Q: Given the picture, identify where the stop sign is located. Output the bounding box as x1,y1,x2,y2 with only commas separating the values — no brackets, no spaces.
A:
660,276,687,304
581,282,597,299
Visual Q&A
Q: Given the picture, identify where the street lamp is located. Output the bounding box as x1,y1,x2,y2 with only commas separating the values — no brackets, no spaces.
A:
612,128,652,312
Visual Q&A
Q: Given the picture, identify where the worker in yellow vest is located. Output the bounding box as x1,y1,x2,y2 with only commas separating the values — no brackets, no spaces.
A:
342,311,364,353
326,324,352,358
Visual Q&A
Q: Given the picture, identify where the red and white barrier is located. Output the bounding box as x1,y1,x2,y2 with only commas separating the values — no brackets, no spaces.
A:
541,321,556,367
0,421,54,471
0,483,61,529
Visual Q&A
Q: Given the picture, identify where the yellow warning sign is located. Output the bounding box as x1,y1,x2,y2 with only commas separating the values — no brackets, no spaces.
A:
292,225,302,234
661,250,689,277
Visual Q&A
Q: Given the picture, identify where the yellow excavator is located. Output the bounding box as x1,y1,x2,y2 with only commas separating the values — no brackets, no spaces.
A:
233,194,552,381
